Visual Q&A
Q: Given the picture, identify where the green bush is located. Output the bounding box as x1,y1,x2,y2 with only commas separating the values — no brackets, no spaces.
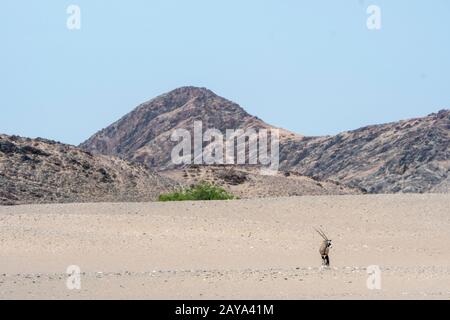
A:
158,182,235,201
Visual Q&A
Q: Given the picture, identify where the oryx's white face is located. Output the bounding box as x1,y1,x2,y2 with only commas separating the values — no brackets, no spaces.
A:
326,240,332,249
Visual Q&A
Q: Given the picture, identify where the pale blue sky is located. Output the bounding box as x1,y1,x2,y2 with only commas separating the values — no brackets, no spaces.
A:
1,0,449,145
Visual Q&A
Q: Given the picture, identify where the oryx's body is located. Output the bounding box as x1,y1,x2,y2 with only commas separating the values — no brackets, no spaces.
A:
315,228,332,267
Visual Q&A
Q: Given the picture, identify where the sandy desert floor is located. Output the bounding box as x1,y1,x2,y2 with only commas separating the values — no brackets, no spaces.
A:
0,194,449,300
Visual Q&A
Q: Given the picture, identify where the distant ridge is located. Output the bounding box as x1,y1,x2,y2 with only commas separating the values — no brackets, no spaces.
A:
80,87,450,194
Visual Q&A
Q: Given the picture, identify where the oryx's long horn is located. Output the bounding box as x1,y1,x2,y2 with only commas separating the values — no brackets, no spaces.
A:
314,227,328,240
318,228,329,240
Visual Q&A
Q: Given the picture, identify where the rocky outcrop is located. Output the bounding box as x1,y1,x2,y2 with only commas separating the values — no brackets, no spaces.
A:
0,135,176,205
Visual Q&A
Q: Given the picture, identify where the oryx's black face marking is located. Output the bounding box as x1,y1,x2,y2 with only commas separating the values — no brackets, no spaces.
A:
326,240,332,248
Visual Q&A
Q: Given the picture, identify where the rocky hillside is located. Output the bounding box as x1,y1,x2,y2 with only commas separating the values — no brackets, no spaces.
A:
0,135,176,205
280,109,449,193
80,87,449,194
80,86,298,169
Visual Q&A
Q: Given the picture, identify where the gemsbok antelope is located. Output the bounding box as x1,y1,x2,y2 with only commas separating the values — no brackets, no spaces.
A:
314,227,332,267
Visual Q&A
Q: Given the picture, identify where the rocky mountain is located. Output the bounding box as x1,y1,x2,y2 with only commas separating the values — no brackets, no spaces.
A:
80,87,449,194
80,86,298,169
280,109,449,193
0,134,176,205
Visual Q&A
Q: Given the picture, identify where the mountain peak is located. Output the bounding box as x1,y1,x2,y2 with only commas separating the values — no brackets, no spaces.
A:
165,86,216,96
135,86,242,116
150,86,221,109
80,87,277,167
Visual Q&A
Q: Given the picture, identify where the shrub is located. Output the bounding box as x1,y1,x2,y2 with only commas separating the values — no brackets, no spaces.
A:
158,182,235,201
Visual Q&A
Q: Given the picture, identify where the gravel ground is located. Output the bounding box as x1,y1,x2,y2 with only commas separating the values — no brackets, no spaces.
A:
0,193,449,299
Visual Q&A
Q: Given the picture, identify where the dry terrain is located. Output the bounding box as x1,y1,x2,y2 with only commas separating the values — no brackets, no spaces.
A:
161,165,362,198
1,194,449,299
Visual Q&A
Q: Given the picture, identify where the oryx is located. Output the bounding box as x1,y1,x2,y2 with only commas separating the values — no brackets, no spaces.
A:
314,227,332,267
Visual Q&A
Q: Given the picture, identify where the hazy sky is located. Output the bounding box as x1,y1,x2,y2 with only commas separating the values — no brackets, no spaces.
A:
1,0,449,145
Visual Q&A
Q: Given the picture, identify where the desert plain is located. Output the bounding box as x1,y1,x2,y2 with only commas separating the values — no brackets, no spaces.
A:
0,193,449,299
